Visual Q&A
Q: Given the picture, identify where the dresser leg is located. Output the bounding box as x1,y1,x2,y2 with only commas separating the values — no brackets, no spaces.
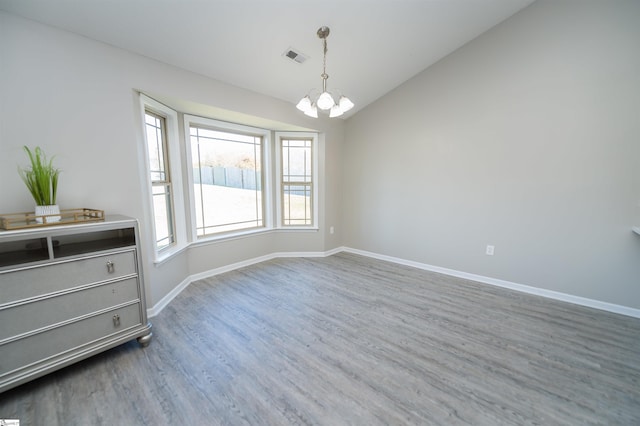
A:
137,323,153,347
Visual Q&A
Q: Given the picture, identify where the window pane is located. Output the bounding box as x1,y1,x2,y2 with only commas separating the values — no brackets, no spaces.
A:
283,184,311,226
144,109,175,251
191,126,258,144
282,140,311,183
281,138,313,226
152,184,175,249
191,126,263,237
145,112,167,182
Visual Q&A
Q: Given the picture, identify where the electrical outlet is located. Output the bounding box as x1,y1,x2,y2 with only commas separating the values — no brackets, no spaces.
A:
330,226,334,235
486,245,495,256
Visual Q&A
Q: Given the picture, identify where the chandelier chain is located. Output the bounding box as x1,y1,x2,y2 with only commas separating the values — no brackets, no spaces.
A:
321,38,328,91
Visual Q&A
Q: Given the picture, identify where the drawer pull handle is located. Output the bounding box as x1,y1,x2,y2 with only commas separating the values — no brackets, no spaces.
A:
113,314,121,327
106,260,115,273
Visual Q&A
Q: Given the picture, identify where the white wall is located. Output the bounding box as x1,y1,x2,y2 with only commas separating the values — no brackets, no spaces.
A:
343,0,640,309
0,12,345,307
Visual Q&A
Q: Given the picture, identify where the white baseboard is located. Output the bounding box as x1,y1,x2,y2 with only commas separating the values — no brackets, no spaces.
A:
148,246,640,319
147,275,191,318
341,247,640,319
147,249,339,317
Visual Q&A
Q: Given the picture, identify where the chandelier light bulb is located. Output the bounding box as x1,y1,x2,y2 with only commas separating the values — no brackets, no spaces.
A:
338,96,354,112
317,92,334,110
303,104,318,118
329,104,344,118
296,95,312,112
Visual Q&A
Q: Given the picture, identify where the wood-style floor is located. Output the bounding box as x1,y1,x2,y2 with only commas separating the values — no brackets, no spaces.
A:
1,252,639,425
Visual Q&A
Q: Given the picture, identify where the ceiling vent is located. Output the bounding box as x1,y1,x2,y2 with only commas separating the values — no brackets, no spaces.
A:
283,47,308,64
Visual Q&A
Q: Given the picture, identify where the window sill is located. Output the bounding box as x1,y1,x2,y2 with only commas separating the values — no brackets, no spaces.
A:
277,226,319,232
191,226,319,247
153,243,189,267
151,227,320,265
190,227,277,248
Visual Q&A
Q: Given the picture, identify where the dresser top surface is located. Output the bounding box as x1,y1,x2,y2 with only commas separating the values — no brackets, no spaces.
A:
0,215,138,240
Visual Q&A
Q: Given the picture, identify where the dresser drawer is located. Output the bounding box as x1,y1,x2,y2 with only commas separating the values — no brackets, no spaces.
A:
0,250,137,305
0,277,140,342
0,302,142,377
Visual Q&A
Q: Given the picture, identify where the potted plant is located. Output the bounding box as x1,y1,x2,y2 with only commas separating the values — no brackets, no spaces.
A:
19,146,61,223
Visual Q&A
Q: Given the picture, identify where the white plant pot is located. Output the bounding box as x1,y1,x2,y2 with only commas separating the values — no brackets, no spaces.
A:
35,204,61,223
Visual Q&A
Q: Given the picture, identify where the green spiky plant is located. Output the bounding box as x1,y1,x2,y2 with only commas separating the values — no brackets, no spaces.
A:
19,146,60,206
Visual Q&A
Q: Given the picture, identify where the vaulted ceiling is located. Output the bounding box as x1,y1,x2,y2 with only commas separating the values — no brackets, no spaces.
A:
0,0,535,117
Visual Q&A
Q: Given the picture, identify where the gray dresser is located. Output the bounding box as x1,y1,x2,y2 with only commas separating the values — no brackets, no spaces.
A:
0,215,152,393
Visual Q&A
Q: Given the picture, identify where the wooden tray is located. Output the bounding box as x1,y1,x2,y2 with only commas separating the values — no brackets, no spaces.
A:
0,208,105,230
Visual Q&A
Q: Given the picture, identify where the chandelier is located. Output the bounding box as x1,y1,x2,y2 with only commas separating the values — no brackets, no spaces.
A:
296,26,354,118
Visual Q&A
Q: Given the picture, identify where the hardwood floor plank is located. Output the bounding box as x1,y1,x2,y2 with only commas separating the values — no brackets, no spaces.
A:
1,252,639,425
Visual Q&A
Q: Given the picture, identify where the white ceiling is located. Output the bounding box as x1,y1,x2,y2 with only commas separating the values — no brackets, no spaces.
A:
0,0,535,118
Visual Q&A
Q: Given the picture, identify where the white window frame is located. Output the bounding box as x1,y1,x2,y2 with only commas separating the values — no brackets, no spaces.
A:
139,94,188,263
275,132,319,229
184,114,272,242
